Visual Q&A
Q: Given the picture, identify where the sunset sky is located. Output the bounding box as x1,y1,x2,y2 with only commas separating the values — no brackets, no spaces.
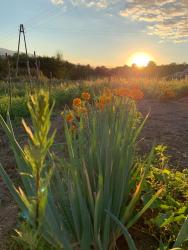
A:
0,0,188,67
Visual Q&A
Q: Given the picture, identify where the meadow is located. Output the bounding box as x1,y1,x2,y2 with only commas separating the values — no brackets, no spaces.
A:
0,78,188,250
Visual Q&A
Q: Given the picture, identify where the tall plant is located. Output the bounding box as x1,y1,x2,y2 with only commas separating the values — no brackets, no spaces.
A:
0,91,161,249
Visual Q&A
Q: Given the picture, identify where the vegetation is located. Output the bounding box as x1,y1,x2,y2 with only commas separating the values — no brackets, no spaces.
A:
1,77,188,121
1,53,188,80
0,86,187,250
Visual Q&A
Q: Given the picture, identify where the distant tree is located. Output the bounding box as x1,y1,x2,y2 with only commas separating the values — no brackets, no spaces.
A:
56,51,63,61
147,61,157,67
0,53,188,81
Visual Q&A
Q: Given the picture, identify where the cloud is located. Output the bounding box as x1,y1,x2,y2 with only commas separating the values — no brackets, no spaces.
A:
50,0,188,43
120,0,188,43
51,0,64,4
70,0,109,9
51,0,121,9
51,0,111,8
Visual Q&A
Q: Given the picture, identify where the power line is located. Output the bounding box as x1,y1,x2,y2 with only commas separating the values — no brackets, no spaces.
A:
26,7,65,32
28,26,140,37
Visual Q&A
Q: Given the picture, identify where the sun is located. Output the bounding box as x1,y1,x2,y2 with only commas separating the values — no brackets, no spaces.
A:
129,52,152,67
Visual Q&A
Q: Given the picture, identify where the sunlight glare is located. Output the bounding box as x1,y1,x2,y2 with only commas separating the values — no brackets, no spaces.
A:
129,52,152,67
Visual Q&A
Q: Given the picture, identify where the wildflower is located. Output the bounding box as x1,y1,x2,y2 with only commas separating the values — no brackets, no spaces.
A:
66,113,74,123
73,98,81,107
81,92,91,101
99,95,107,104
71,124,77,132
128,88,144,100
95,101,104,111
100,94,112,104
103,88,112,97
114,88,129,97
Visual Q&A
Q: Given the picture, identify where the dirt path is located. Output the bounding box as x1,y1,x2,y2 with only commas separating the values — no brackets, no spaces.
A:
137,97,188,169
0,97,188,248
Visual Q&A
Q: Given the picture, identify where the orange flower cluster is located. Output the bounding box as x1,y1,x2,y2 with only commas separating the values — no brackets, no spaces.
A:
72,93,90,115
63,92,91,128
73,98,82,107
114,88,129,97
66,112,74,123
95,89,113,110
128,88,144,100
64,87,144,126
81,92,91,101
114,87,144,100
94,86,144,111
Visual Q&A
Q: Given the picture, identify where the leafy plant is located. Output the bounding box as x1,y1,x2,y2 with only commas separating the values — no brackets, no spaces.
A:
158,216,188,250
0,91,161,249
142,146,188,246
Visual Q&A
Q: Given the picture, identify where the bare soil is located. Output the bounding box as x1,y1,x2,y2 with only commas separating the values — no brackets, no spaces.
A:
0,97,188,249
137,97,188,169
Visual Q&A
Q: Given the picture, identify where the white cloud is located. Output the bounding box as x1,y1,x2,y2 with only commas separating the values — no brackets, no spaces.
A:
51,0,64,4
120,0,188,42
51,0,120,9
50,0,188,43
70,0,114,9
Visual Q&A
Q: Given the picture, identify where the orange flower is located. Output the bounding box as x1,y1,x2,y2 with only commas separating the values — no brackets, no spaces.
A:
95,102,104,110
81,92,91,101
100,94,112,104
73,98,81,107
103,88,112,97
71,124,77,132
66,113,74,123
114,88,129,97
99,95,107,105
128,88,144,100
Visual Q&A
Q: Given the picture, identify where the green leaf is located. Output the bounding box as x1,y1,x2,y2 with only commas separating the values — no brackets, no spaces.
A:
106,210,137,250
173,217,188,248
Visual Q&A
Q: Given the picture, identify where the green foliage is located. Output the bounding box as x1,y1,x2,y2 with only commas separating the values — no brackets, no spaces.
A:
0,80,109,120
0,91,161,250
51,85,81,107
0,95,28,119
158,217,188,250
142,145,188,245
106,211,137,250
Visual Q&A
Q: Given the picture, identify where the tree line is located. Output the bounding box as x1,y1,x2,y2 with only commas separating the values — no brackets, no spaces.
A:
0,53,188,80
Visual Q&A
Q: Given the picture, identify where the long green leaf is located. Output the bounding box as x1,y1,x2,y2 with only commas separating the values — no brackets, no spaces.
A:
173,217,188,248
106,210,137,250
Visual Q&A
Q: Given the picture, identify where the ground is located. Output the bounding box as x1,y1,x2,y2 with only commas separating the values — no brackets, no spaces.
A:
0,97,188,249
138,97,188,169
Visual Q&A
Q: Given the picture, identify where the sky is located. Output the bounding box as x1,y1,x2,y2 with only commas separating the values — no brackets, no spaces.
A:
0,0,188,67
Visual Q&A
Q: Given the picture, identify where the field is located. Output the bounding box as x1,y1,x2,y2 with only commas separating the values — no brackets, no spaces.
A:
0,78,188,250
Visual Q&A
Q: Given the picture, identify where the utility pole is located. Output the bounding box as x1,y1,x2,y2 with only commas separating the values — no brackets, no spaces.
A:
15,24,32,89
